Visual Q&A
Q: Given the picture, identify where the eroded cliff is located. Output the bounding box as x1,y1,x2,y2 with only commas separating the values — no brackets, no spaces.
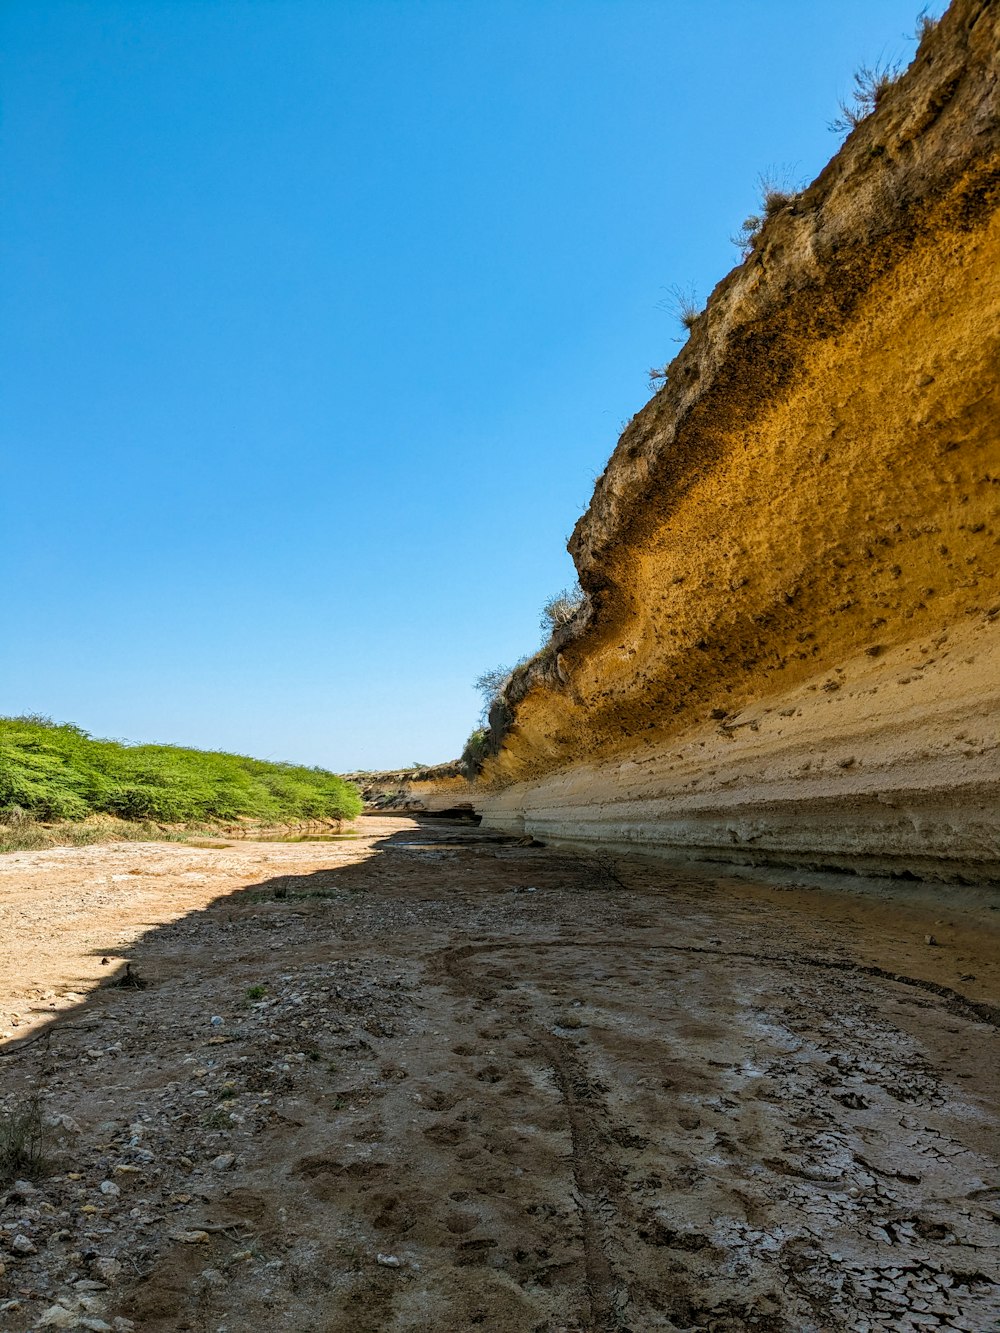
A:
477,0,1000,883
347,762,477,815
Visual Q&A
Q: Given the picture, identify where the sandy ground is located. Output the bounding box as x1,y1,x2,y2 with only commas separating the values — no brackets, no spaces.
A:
0,814,998,1332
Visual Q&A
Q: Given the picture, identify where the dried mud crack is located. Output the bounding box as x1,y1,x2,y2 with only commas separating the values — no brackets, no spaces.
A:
440,936,1000,1332
0,815,997,1331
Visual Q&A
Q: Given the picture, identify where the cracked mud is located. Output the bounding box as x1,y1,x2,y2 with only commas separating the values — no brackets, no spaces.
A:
0,815,998,1331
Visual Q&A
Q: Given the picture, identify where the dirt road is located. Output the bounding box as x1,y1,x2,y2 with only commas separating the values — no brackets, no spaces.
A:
0,815,998,1331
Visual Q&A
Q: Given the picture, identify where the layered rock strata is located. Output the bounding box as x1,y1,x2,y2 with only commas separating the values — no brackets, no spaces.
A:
348,763,477,814
477,0,1000,883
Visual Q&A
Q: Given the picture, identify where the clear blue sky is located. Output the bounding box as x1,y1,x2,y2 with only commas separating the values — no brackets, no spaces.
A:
0,0,941,770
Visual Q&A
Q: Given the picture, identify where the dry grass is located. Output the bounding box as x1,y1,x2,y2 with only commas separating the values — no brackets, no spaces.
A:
732,173,798,257
915,9,940,45
829,60,902,134
0,810,192,854
0,1096,52,1186
660,283,701,336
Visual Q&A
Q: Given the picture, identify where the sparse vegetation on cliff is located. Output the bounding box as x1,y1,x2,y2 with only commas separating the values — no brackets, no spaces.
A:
459,726,491,777
659,284,701,337
0,716,361,848
540,582,586,634
829,59,903,133
473,666,512,722
732,173,798,256
915,8,941,43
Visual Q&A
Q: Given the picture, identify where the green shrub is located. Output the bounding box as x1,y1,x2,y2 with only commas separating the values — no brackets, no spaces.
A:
0,716,362,831
732,212,763,257
460,727,491,777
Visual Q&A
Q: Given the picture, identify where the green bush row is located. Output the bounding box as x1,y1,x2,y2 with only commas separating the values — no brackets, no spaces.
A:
0,716,362,825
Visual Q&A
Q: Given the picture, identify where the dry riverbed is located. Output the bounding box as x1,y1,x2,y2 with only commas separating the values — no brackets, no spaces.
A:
0,815,998,1331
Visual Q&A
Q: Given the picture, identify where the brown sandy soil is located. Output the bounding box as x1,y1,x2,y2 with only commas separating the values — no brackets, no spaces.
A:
0,815,998,1332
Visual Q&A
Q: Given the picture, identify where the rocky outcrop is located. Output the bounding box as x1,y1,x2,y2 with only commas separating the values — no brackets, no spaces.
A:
477,0,1000,883
347,763,477,815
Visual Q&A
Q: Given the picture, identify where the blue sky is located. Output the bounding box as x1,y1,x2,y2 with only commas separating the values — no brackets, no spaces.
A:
0,0,941,770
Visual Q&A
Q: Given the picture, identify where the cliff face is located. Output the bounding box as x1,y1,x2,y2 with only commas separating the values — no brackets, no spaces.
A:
477,0,1000,883
347,763,477,814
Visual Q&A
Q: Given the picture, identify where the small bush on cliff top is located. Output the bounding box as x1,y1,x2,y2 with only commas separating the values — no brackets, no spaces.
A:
0,715,362,832
914,8,940,44
731,172,798,257
829,59,902,133
732,212,763,257
540,583,585,635
659,284,701,338
761,182,796,219
460,727,491,777
474,667,511,722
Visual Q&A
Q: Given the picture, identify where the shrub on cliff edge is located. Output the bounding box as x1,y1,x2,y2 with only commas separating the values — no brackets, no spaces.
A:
829,59,902,133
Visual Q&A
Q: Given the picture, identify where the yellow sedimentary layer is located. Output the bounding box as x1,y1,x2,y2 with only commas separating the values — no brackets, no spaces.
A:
478,0,1000,881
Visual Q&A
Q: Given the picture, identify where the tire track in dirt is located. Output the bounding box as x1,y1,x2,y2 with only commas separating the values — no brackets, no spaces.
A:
440,941,623,1331
533,1034,626,1332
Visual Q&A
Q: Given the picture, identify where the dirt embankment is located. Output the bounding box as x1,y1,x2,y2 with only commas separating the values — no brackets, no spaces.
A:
477,0,1000,882
0,820,998,1330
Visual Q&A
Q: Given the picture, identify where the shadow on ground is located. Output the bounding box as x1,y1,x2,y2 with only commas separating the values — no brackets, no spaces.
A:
1,815,999,1331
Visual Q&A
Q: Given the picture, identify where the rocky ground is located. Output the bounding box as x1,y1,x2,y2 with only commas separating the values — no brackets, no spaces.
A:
0,815,998,1332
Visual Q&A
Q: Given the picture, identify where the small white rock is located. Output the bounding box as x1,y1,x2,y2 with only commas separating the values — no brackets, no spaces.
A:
210,1153,235,1171
376,1252,401,1267
94,1256,122,1284
36,1306,78,1329
11,1233,37,1255
99,1180,121,1197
